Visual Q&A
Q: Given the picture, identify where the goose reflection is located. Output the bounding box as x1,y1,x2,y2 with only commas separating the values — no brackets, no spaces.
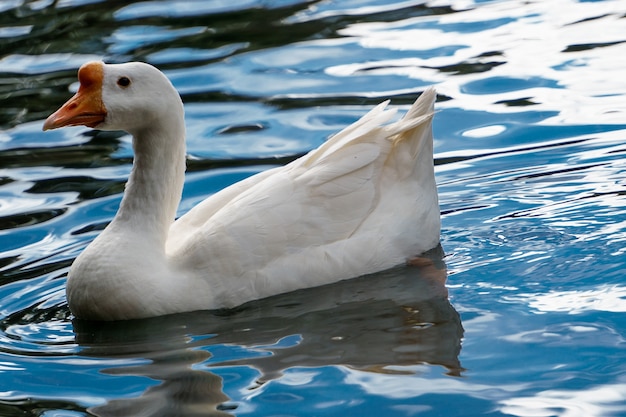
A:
74,246,463,416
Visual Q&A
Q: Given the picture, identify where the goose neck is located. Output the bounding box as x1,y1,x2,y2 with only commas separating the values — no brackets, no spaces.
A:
112,121,186,244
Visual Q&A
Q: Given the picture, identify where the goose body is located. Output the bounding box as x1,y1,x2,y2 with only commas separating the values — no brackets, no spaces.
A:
44,62,440,320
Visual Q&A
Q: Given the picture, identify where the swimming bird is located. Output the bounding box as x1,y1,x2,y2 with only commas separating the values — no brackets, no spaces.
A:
43,61,440,320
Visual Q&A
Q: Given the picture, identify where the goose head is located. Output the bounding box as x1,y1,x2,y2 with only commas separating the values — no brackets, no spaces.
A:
43,61,183,134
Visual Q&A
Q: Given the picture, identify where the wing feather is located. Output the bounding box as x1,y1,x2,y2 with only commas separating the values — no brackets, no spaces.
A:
167,89,439,307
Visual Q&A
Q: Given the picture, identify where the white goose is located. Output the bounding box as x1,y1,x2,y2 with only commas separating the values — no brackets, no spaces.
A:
44,61,440,321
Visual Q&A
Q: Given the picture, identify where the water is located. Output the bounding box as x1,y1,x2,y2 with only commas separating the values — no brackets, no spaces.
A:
1,0,626,415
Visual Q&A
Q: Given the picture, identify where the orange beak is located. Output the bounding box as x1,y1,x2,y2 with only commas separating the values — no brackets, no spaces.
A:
43,62,107,131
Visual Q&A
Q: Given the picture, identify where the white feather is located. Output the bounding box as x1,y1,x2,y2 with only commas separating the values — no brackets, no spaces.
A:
55,62,439,320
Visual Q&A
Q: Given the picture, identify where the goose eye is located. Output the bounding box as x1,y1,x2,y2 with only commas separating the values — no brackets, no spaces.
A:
117,76,131,88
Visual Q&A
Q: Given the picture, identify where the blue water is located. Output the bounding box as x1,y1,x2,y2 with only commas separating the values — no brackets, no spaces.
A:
1,0,626,415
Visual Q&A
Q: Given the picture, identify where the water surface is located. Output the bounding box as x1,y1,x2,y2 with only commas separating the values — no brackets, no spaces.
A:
1,0,626,416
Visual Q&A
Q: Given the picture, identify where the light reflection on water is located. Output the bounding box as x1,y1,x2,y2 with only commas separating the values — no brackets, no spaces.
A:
1,0,626,416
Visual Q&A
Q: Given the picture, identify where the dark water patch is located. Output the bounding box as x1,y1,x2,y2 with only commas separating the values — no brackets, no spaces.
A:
0,208,67,230
435,137,590,167
0,255,19,270
0,239,75,291
494,189,626,221
563,40,625,52
217,122,267,135
185,154,301,173
0,398,87,417
70,220,109,236
565,13,612,25
506,162,610,182
0,257,71,285
26,176,125,201
424,59,505,76
0,141,127,170
1,302,71,335
495,96,539,107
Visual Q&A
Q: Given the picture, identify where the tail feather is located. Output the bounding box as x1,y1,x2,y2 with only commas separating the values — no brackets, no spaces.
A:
385,88,437,176
387,88,436,138
302,100,396,167
402,87,437,121
301,88,436,173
